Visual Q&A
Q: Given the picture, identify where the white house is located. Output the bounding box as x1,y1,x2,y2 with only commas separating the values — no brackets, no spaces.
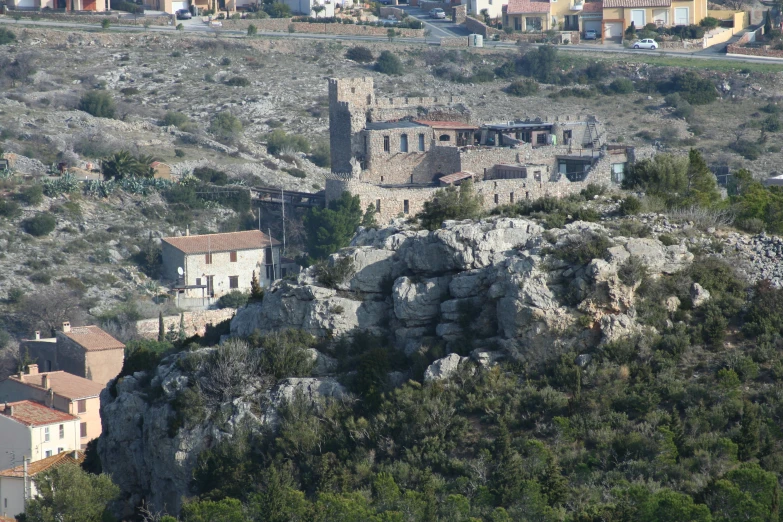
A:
0,400,80,473
281,0,335,17
0,451,84,520
161,230,282,299
463,0,505,21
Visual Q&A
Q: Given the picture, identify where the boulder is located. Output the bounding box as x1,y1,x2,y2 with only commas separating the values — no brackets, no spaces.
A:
393,276,451,325
575,353,592,367
599,313,643,345
471,349,504,368
690,283,711,307
664,296,681,313
424,353,470,382
306,349,338,376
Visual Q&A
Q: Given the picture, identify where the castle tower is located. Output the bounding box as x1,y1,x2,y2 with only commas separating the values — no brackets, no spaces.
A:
328,77,374,174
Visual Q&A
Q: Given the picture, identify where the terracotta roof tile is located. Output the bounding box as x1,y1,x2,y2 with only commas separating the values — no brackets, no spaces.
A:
0,400,79,427
12,371,105,400
413,120,478,130
603,0,669,6
162,230,280,255
439,172,475,184
505,0,551,14
0,450,84,478
582,1,603,12
62,325,125,352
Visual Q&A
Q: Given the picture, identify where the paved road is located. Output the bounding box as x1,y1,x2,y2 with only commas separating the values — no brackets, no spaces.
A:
1,15,782,64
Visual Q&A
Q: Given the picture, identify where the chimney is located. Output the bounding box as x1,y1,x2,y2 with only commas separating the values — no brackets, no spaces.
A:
35,331,41,340
42,374,50,390
8,404,13,417
62,322,71,333
46,388,54,408
71,450,80,460
185,225,190,236
27,364,38,376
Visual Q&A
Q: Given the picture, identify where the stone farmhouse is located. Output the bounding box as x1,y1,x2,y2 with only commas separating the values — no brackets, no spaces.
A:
161,230,282,300
0,364,106,449
18,323,125,387
326,77,647,223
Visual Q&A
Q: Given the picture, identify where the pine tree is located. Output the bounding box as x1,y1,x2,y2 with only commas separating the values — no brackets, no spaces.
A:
764,10,772,35
157,311,165,342
670,409,687,459
685,149,721,207
490,422,527,506
250,271,264,302
738,400,761,461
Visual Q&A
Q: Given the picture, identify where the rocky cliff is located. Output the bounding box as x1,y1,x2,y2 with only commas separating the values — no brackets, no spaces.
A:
101,217,700,516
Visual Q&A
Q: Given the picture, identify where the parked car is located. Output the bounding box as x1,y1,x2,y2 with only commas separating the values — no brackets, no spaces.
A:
583,29,598,40
429,7,446,18
632,38,658,49
176,8,192,19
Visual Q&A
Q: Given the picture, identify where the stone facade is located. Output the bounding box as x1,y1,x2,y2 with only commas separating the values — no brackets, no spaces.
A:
54,333,124,387
327,77,647,224
133,309,236,340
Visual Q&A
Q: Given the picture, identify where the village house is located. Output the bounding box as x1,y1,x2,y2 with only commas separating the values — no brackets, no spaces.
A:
0,365,106,449
463,0,505,22
0,451,84,520
327,77,646,223
601,0,708,39
9,0,107,11
161,230,282,300
19,323,124,387
0,400,80,470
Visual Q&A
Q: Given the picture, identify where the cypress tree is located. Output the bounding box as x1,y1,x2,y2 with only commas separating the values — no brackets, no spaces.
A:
250,271,264,302
738,400,761,461
178,313,186,341
685,149,720,207
157,311,165,342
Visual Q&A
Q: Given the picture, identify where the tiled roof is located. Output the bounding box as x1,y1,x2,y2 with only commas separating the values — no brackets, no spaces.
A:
505,0,551,14
603,0,669,6
162,230,280,255
0,450,84,478
12,371,105,400
439,172,475,184
582,1,603,12
62,325,125,352
0,400,78,427
414,120,478,130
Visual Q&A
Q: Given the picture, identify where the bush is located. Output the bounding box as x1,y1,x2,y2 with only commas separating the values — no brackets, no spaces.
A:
284,168,307,178
18,184,44,206
225,77,251,87
313,257,356,289
160,111,190,128
730,139,762,160
217,290,249,309
0,198,21,218
209,112,243,143
507,79,539,97
619,195,642,216
0,28,16,45
549,231,612,265
78,90,116,119
618,256,648,286
310,142,330,168
120,87,139,96
265,2,291,17
247,24,257,36
192,166,228,185
664,72,717,105
700,16,719,30
609,78,634,94
658,233,678,246
346,46,374,63
22,213,56,237
266,130,311,155
418,180,484,230
375,51,404,75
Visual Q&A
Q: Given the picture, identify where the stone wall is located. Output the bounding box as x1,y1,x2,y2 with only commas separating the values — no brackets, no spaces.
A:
440,36,469,47
8,11,172,25
452,4,466,24
727,26,783,58
133,308,236,340
221,18,424,36
54,333,87,381
379,6,405,19
464,15,503,38
501,31,580,44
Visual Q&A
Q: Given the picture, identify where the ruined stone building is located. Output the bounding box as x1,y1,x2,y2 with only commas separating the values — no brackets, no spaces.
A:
326,77,648,223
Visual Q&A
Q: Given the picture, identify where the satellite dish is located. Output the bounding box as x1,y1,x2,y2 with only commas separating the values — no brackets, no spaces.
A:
177,267,184,276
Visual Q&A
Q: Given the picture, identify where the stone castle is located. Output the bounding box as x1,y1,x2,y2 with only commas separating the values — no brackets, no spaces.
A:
326,77,649,223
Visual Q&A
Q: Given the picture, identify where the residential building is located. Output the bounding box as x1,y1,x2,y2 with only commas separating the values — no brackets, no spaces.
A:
21,323,124,387
463,0,505,22
602,0,708,39
0,451,84,520
161,230,282,300
0,366,106,449
280,0,335,17
0,401,80,471
503,0,552,31
151,161,174,181
9,0,107,11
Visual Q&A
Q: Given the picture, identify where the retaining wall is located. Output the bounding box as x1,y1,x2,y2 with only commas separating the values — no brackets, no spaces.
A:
133,308,236,339
221,17,424,36
726,25,783,58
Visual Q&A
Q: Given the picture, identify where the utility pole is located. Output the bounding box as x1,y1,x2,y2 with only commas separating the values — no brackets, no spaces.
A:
281,187,286,257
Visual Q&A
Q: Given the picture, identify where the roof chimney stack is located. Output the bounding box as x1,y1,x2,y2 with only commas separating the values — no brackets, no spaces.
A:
62,322,71,333
185,225,190,236
35,331,41,340
28,364,38,376
42,374,49,390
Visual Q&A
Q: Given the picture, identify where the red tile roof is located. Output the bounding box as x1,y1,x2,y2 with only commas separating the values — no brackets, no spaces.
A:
62,325,125,352
162,230,280,255
603,0,669,6
413,120,478,130
506,0,551,14
439,172,475,184
12,371,105,400
582,0,603,12
0,400,79,427
0,450,84,478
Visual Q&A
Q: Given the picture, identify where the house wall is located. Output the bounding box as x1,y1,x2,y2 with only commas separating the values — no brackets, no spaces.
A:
0,419,31,472
20,340,58,373
53,334,86,381
0,476,25,519
608,0,707,30
83,349,123,387
65,397,101,447
133,309,236,340
181,248,272,298
161,242,187,283
463,0,503,20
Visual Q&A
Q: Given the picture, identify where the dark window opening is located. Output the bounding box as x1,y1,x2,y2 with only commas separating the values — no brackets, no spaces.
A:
205,253,213,264
510,192,514,203
403,200,410,214
400,134,408,152
494,194,499,204
536,133,547,145
77,399,87,414
229,276,239,289
418,133,425,151
230,251,237,262
376,199,381,212
383,135,390,152
80,422,87,438
439,134,451,142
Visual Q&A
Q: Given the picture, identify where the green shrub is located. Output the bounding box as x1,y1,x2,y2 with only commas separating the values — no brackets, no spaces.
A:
375,51,404,75
120,87,140,96
730,139,762,160
619,195,642,215
549,231,612,265
418,180,484,230
658,233,678,246
618,256,648,286
346,46,374,63
664,72,717,105
208,112,243,143
160,111,190,128
0,28,16,45
265,2,291,17
700,16,719,30
507,79,539,97
284,168,307,178
314,257,355,289
310,142,331,168
609,78,634,94
217,290,249,309
22,213,56,237
18,185,44,206
0,198,21,218
78,90,116,119
225,76,250,87
266,130,311,155
247,24,257,36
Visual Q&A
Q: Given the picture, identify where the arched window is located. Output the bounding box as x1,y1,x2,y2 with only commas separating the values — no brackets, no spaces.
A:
400,134,408,152
439,134,451,142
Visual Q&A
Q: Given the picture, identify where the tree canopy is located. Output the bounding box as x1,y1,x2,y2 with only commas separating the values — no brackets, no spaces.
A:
304,191,362,259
